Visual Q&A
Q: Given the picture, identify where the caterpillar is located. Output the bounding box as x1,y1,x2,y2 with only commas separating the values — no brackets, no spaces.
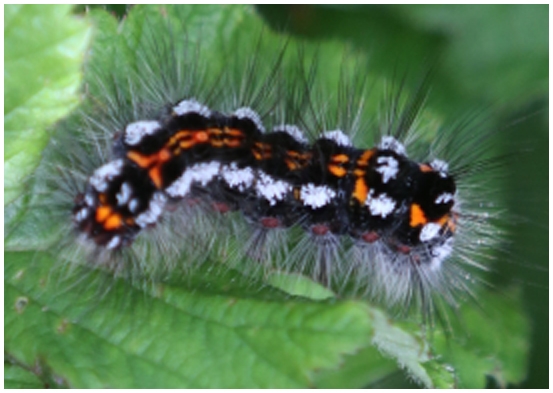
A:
8,4,545,389
73,94,461,303
38,5,501,318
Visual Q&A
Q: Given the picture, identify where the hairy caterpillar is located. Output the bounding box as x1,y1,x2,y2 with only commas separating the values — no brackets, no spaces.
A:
41,11,495,319
7,4,544,389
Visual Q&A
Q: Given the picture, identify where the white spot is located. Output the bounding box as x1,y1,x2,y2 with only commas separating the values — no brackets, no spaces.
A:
435,192,454,204
365,190,396,218
124,121,161,146
429,238,453,270
166,162,221,198
84,193,95,207
128,199,140,214
321,130,352,147
221,163,255,192
255,172,291,206
106,236,121,250
136,192,167,227
89,159,124,192
116,182,132,206
430,159,449,177
420,222,442,242
234,107,265,132
300,183,336,209
274,124,308,144
375,156,399,183
378,136,406,156
75,207,89,222
173,99,211,117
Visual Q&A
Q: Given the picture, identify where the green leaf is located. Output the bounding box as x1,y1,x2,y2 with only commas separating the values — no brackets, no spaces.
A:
6,251,376,388
266,272,336,300
4,362,46,389
4,5,92,205
397,5,548,106
431,287,531,388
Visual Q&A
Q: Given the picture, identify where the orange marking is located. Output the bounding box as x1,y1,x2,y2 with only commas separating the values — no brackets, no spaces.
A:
96,206,111,222
419,164,433,172
285,151,311,171
104,213,122,230
353,178,368,203
254,141,271,150
293,188,301,200
353,168,365,177
328,154,349,177
127,147,172,189
437,214,449,226
438,212,458,233
252,142,272,160
225,139,242,148
448,214,458,232
127,151,157,168
357,149,375,166
328,164,347,177
331,154,349,164
211,140,224,148
159,149,171,161
287,151,300,158
99,193,108,204
410,203,427,227
174,130,192,139
194,131,209,143
225,128,244,137
170,131,192,148
149,166,163,188
180,140,196,149
285,159,298,171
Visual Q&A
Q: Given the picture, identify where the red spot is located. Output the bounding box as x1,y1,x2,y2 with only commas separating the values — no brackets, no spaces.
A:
212,202,231,213
410,254,421,265
185,198,200,207
260,216,280,228
311,224,329,236
361,231,380,243
396,244,411,255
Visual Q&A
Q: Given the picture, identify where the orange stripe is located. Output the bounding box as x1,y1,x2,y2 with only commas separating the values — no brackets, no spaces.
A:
194,131,209,143
225,139,242,148
353,178,369,203
285,159,299,171
104,213,122,230
149,166,163,188
127,151,157,168
419,164,433,172
357,149,375,166
96,206,111,222
410,203,427,227
331,154,349,164
328,164,347,177
225,127,245,137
